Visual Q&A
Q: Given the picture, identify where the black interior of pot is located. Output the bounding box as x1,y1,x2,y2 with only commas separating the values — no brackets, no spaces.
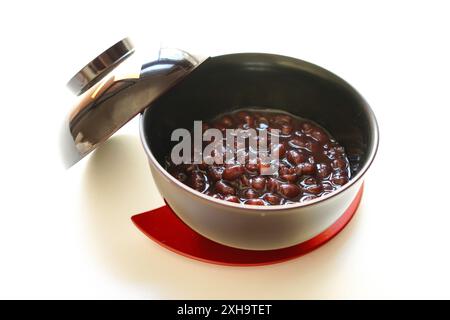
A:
142,53,377,177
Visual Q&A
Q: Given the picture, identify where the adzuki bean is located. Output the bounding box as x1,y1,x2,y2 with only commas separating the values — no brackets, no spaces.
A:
166,109,352,205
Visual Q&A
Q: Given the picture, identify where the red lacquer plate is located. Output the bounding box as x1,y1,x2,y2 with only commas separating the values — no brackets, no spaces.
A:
132,185,363,266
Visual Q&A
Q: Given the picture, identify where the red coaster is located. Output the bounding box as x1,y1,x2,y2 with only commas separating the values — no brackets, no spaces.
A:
132,185,363,266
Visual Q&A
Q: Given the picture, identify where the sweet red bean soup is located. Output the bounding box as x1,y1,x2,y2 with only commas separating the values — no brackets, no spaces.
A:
165,109,352,205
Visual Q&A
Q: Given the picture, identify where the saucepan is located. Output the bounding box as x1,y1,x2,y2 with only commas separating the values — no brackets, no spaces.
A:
64,39,379,250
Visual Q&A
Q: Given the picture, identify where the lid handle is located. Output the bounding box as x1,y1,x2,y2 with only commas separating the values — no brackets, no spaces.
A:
67,37,134,95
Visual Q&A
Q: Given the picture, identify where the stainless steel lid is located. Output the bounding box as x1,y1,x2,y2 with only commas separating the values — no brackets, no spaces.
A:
62,38,207,168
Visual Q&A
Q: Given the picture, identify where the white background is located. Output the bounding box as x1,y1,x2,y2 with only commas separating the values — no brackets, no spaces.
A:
1,0,449,299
